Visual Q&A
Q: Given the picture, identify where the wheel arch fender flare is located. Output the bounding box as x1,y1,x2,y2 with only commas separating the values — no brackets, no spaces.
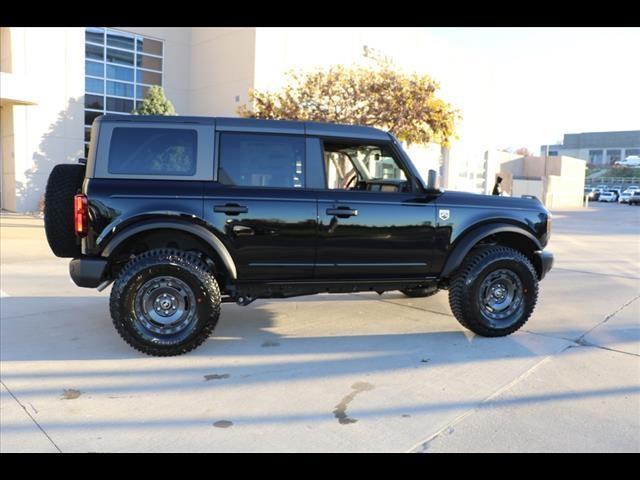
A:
441,223,542,279
100,220,237,281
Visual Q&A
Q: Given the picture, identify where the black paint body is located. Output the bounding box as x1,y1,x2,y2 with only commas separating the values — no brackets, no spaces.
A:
75,115,553,298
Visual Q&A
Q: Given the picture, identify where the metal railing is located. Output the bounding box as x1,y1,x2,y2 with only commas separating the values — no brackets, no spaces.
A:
585,177,640,186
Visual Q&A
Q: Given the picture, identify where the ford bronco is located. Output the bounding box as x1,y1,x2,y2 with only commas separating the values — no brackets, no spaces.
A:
44,115,553,356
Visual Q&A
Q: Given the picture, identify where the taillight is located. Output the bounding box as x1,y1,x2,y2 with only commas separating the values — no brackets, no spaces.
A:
74,194,88,237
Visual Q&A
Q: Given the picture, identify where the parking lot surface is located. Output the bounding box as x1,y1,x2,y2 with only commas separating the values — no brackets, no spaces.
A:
1,203,639,452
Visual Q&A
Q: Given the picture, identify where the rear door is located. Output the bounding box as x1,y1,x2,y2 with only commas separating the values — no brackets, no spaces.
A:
203,122,318,282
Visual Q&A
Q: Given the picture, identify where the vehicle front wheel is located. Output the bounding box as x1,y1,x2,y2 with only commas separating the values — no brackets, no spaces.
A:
110,248,221,356
448,246,538,337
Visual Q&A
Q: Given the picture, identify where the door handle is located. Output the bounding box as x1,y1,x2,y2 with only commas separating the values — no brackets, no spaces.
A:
326,207,358,218
214,204,248,215
232,225,254,236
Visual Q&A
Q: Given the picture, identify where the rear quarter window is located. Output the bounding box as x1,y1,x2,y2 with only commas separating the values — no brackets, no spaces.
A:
108,127,197,176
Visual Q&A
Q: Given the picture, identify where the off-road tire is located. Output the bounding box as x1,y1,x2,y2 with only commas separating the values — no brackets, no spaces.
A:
43,163,86,258
400,287,439,298
110,248,221,356
448,246,538,337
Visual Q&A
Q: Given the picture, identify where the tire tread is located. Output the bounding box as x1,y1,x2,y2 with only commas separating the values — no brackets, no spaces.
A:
109,248,221,356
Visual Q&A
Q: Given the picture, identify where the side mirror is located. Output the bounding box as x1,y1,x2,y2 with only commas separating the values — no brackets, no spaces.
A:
427,169,438,190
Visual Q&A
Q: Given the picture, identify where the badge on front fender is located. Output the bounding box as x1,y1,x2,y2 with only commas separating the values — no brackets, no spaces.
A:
438,209,450,221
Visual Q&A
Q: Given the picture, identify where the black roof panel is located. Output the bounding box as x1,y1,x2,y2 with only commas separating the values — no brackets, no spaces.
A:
98,115,390,140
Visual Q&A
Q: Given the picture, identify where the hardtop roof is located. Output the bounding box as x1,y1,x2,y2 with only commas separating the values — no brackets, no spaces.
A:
98,115,390,141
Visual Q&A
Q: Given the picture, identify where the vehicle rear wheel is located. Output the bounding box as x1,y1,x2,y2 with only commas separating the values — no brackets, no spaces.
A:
400,287,439,298
110,248,221,356
448,246,538,337
43,163,85,257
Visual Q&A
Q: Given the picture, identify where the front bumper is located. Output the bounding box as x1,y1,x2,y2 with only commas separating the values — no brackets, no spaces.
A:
534,250,554,280
69,257,108,288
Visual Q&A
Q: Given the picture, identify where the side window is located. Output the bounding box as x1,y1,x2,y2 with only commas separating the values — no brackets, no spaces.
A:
218,132,305,188
323,141,408,192
108,127,197,176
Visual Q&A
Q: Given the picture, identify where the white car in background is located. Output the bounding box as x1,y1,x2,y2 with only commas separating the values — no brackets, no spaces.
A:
598,190,618,202
614,156,640,167
619,190,635,203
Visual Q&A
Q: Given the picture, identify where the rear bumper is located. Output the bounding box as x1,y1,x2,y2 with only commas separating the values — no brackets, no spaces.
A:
69,257,108,288
534,250,554,280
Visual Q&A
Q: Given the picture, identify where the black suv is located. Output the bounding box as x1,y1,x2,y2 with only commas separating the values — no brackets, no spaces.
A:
44,115,553,356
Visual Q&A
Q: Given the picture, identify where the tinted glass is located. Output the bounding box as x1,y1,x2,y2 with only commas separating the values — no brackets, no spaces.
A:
85,43,103,61
108,128,197,176
136,85,150,99
136,37,163,56
106,48,134,66
106,97,134,113
86,60,103,77
136,70,162,85
85,110,102,127
218,133,305,188
106,81,134,98
106,64,134,82
85,28,104,44
106,31,135,50
137,54,162,71
85,94,104,110
85,77,103,94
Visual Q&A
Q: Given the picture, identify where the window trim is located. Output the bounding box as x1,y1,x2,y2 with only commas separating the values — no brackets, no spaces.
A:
215,131,308,190
93,123,214,181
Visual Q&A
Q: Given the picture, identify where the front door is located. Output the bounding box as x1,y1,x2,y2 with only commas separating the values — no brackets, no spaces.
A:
203,130,317,282
314,139,437,279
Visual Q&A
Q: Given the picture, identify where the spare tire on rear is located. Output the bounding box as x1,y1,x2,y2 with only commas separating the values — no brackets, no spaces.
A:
44,163,86,258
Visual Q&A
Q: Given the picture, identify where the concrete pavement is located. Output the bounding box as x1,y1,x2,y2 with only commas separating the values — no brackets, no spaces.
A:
1,204,639,452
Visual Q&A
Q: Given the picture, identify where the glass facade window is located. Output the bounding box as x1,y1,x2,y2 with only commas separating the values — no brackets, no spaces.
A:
625,149,640,159
106,31,135,50
106,81,134,98
84,28,164,157
85,77,104,94
85,27,104,45
106,64,134,82
106,97,134,113
85,94,104,110
86,60,103,77
606,149,621,165
588,150,603,165
137,37,163,56
137,54,162,71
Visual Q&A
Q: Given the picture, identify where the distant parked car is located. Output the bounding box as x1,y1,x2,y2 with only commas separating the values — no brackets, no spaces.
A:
629,191,640,206
598,191,618,202
584,187,600,201
595,184,609,191
619,190,634,203
627,185,640,191
614,156,640,168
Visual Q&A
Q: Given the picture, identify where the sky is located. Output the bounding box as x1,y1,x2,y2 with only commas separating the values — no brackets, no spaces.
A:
423,27,640,153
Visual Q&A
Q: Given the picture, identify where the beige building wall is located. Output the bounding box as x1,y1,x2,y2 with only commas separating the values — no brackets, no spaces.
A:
486,153,586,208
1,27,85,212
189,28,256,116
